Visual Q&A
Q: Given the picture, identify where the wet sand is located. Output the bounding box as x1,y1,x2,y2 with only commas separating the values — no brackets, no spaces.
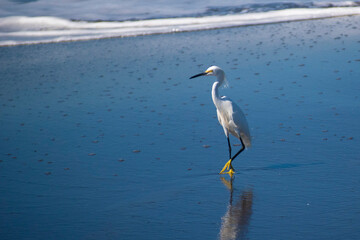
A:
0,16,360,239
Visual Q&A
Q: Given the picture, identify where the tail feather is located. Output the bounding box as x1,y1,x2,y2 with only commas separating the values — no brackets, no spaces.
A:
240,133,252,148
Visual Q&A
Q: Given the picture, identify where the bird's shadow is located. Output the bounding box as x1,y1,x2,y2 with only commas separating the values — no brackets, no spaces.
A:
239,162,324,172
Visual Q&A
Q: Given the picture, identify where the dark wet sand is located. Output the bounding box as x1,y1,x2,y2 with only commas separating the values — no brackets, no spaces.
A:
0,15,360,239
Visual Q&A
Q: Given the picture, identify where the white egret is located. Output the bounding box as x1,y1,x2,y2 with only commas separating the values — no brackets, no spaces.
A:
190,66,251,175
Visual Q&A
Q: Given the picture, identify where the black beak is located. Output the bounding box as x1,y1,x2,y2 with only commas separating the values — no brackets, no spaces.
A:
189,72,207,79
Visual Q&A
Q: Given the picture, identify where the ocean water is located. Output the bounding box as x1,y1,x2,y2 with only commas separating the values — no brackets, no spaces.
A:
0,0,360,45
1,0,359,20
1,14,360,239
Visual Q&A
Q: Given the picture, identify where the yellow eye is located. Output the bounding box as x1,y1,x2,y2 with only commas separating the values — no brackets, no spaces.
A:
205,70,213,73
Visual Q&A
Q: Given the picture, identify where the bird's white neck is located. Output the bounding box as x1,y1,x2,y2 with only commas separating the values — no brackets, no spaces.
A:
212,81,221,108
211,70,226,108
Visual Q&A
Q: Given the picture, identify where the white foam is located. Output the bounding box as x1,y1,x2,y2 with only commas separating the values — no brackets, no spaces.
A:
1,7,360,46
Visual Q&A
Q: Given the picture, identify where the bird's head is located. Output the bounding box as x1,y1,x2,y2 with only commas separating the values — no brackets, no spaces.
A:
190,65,227,87
190,65,223,78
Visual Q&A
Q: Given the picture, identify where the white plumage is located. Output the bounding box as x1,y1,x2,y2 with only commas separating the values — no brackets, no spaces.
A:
190,66,251,175
216,95,251,148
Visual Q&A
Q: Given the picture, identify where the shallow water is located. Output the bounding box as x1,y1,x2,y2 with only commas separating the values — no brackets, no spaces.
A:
1,16,360,239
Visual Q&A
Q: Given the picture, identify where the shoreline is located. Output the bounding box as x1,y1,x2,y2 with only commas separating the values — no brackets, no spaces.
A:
1,7,360,47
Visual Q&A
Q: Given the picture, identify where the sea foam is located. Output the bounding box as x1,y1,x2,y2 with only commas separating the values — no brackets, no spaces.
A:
1,7,360,46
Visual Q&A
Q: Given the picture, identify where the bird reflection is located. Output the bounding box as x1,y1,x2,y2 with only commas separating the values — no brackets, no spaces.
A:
219,177,254,240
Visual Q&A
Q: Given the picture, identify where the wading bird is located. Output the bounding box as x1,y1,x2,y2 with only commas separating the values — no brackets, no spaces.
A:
190,66,251,175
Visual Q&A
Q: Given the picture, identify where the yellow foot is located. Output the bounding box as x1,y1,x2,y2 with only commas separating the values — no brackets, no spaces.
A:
219,159,235,176
219,159,232,174
227,168,235,178
220,169,235,177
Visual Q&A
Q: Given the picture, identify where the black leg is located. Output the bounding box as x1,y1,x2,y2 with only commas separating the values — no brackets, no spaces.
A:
231,137,245,161
227,136,232,159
